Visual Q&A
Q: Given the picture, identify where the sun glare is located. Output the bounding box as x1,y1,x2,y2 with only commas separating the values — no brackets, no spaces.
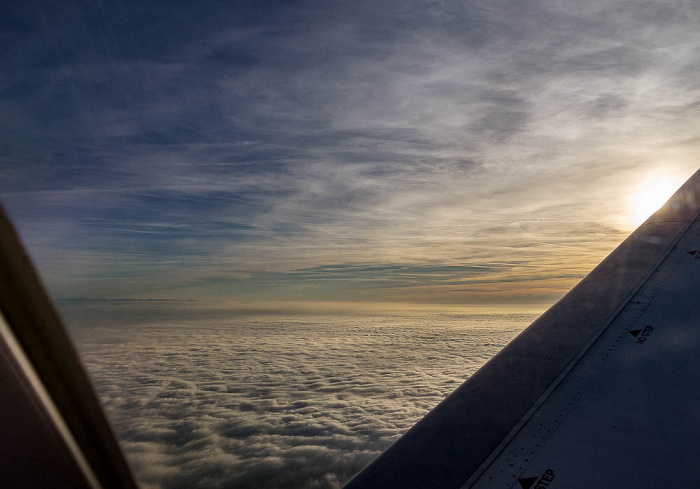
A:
630,176,683,226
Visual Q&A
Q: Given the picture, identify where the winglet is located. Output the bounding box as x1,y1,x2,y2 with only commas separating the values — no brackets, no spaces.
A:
0,202,138,489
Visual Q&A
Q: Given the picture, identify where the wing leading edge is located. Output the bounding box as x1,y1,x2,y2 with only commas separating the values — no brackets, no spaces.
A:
344,169,700,489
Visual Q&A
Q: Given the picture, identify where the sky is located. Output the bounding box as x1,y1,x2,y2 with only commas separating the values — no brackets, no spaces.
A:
2,0,700,307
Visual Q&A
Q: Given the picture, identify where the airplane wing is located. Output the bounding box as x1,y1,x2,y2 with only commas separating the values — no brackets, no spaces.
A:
0,206,138,489
344,168,700,489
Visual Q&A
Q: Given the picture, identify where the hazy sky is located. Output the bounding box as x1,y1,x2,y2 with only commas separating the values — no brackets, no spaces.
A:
2,0,699,306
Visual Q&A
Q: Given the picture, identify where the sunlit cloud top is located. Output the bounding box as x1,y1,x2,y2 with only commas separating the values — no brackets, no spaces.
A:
1,0,699,306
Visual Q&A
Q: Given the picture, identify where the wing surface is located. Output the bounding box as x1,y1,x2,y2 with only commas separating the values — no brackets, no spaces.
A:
344,168,700,489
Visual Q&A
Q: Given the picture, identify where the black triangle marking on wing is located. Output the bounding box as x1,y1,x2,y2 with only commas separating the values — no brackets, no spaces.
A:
688,250,698,256
629,329,642,337
518,477,538,489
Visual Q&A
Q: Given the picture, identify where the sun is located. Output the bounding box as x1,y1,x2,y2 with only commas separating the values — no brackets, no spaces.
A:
629,176,683,226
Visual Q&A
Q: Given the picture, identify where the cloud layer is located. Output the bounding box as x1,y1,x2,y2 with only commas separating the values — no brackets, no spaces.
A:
2,0,700,303
68,305,533,488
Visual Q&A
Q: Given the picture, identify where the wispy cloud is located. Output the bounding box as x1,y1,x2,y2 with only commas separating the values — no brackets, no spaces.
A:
2,0,699,303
